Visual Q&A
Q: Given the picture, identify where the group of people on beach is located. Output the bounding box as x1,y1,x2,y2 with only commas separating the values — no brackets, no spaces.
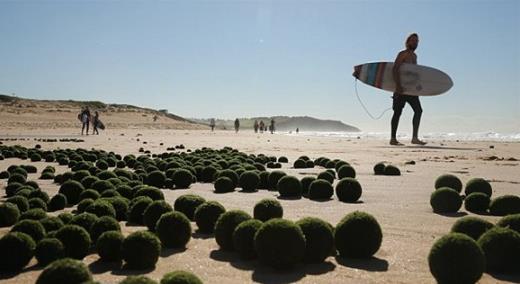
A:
78,106,101,135
253,119,276,134
208,118,276,134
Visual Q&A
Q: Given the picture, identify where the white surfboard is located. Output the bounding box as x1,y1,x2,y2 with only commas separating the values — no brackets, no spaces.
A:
353,62,453,96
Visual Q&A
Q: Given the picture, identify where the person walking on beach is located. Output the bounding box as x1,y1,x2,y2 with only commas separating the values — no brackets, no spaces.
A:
234,118,240,133
259,120,265,133
79,107,91,135
254,120,259,133
269,119,275,134
209,118,216,132
92,111,100,135
390,33,426,146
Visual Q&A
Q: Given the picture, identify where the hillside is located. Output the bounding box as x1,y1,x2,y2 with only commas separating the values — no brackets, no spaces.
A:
192,116,361,132
0,94,205,130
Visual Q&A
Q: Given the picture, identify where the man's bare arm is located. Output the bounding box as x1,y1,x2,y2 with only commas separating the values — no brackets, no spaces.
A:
393,51,406,93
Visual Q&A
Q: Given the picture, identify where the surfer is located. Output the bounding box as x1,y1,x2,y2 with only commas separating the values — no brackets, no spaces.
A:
92,111,100,135
390,33,427,146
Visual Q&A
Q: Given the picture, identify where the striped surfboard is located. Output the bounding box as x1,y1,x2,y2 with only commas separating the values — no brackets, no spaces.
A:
353,62,453,96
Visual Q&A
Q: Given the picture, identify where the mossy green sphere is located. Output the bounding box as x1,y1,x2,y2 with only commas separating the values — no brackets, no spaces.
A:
0,232,36,272
58,180,85,205
6,195,30,213
133,186,164,201
428,233,485,284
85,200,117,219
335,177,362,203
300,176,316,197
90,216,121,242
489,195,520,216
20,208,47,221
160,270,203,284
477,227,520,273
122,230,162,269
128,196,154,225
35,258,93,284
253,199,283,222
233,219,263,259
334,211,382,258
277,175,302,198
39,216,65,233
464,192,490,213
96,230,124,262
497,213,520,233
214,176,235,193
173,169,193,189
337,165,356,179
383,165,401,176
238,171,260,192
194,201,226,234
174,194,206,221
48,193,68,211
254,218,306,269
308,179,334,200
435,174,463,192
296,217,334,263
143,200,173,231
35,238,65,266
0,202,20,227
465,178,492,197
155,211,192,249
430,187,462,213
450,216,494,240
11,219,46,242
55,225,92,260
267,170,287,191
215,210,251,251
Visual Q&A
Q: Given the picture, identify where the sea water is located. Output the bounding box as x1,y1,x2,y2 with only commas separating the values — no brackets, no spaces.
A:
284,131,520,142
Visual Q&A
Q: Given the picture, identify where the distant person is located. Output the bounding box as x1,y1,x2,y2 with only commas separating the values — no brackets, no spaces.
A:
296,128,299,134
79,107,91,135
153,115,158,122
92,111,100,135
234,118,240,133
209,118,216,132
270,119,275,134
259,120,265,133
390,33,426,146
253,120,259,133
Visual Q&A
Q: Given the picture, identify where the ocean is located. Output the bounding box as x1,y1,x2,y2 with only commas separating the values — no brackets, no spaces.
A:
283,131,520,142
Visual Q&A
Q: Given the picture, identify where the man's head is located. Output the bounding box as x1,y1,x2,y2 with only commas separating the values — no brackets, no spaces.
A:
405,33,419,51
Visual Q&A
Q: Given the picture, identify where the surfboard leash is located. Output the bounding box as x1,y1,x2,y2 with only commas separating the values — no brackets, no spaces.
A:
354,78,392,120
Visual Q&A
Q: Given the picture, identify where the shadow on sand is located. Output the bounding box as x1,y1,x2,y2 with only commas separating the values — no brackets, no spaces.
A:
89,259,122,274
488,272,520,283
434,212,468,218
210,249,337,284
0,263,41,280
377,145,478,151
335,256,389,272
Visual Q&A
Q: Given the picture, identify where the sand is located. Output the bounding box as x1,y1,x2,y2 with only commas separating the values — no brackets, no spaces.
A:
0,129,519,284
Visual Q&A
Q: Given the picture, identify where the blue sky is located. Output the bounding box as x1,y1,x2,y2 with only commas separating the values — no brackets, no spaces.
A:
1,0,519,133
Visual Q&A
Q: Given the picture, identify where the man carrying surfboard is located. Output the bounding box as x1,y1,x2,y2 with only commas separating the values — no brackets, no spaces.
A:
390,33,426,146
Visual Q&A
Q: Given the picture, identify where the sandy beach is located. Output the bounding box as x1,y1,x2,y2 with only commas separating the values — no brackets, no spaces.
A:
1,128,519,284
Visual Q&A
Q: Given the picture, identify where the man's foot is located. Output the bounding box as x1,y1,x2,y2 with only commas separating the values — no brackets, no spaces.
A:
411,138,427,145
390,139,404,146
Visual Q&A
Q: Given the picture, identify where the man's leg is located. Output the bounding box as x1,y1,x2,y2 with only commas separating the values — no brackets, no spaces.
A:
391,94,405,145
409,97,426,145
